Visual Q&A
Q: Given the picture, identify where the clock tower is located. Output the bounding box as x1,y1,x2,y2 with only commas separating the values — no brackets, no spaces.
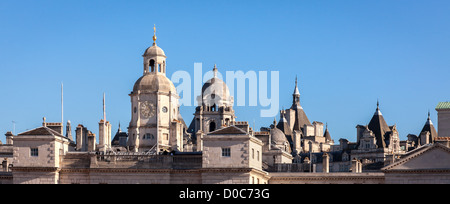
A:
127,26,185,153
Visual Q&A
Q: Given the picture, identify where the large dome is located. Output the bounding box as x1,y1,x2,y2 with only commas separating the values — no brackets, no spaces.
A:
132,72,176,94
200,66,233,107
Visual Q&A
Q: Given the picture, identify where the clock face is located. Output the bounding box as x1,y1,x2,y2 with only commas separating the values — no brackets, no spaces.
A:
140,101,155,118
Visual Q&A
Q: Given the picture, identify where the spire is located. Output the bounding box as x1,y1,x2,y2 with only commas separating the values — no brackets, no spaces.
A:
213,64,218,78
426,110,433,125
293,75,300,96
292,76,301,108
375,100,382,116
153,24,157,45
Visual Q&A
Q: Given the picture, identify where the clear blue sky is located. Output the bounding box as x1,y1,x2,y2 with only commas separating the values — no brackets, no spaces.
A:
1,0,449,143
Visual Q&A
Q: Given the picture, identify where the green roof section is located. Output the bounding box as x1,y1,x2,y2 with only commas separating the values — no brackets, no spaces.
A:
436,102,450,110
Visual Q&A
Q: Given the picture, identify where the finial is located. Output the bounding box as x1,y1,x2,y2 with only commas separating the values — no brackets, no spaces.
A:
377,99,380,109
213,64,218,78
428,110,431,119
153,24,157,44
293,76,300,96
295,75,298,87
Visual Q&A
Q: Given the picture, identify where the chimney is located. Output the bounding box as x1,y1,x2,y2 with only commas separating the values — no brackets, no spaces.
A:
88,132,96,152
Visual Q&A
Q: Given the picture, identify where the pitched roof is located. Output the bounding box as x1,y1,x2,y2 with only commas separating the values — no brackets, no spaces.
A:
382,143,450,171
18,126,65,137
292,107,312,131
324,128,332,142
207,126,248,135
277,112,293,136
367,105,391,148
112,130,128,146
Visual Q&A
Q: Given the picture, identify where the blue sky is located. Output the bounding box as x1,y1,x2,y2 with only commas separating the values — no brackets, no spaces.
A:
1,0,449,143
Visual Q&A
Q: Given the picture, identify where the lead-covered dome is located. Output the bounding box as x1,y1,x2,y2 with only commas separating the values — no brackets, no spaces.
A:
143,44,166,57
132,72,176,94
270,127,292,153
200,65,233,106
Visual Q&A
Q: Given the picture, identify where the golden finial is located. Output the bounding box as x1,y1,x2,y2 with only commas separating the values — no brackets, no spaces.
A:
153,24,157,44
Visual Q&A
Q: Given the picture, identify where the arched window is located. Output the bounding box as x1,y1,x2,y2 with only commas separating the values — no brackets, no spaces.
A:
209,121,216,132
162,61,166,73
150,59,155,72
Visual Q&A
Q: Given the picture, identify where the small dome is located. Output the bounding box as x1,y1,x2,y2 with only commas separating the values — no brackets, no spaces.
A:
270,127,292,153
143,44,166,57
270,128,289,145
133,72,176,93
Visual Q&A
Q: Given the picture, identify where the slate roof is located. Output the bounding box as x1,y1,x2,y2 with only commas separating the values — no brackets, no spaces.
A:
208,126,247,135
292,107,312,132
367,105,391,148
420,114,438,142
324,128,332,142
112,130,128,146
18,126,65,137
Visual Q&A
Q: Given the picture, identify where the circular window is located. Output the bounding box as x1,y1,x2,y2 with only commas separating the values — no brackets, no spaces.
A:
162,106,168,113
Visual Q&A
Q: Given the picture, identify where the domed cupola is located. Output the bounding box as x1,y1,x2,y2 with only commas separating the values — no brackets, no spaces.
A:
199,64,233,107
142,25,167,75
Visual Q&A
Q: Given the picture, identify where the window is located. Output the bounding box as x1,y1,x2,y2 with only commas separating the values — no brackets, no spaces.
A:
257,150,260,161
143,133,154,140
252,148,255,159
30,148,38,157
209,121,216,132
222,148,231,157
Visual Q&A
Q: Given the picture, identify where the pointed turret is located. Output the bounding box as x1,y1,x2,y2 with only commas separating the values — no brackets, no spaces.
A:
367,101,391,148
420,111,438,143
277,110,293,144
